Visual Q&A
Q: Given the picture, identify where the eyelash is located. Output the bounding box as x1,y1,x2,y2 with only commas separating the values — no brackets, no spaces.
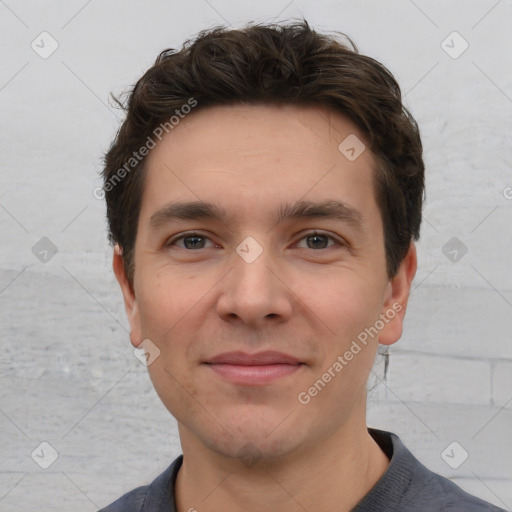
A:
166,231,345,250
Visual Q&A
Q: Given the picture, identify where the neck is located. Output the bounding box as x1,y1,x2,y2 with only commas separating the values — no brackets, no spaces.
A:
175,422,389,512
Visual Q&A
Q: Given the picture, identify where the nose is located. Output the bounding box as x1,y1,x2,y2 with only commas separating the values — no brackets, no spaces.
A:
216,238,293,328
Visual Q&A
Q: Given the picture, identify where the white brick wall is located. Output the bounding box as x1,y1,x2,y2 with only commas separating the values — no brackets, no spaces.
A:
385,350,492,405
493,362,512,409
1,0,511,510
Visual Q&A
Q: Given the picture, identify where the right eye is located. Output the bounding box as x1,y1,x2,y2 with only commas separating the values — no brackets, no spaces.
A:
166,232,218,250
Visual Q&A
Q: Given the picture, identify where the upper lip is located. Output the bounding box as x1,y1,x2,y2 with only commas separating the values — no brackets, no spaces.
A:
204,351,302,365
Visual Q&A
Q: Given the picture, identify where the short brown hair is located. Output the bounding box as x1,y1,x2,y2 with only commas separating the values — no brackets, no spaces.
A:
102,19,424,285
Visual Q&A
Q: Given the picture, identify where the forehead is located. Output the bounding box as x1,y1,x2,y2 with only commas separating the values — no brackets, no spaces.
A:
140,103,379,227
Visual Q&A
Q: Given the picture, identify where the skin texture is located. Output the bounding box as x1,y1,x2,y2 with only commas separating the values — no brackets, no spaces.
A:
113,104,417,512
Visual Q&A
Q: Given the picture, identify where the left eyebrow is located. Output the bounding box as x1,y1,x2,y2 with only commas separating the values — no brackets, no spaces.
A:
273,199,364,229
148,199,364,230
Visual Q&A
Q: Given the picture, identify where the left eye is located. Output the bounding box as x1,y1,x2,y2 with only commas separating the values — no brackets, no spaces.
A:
296,232,338,249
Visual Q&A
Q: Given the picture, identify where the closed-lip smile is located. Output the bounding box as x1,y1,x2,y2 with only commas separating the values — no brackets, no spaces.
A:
204,351,305,385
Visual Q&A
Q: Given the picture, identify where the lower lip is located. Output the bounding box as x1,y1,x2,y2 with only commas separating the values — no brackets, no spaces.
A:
205,363,304,385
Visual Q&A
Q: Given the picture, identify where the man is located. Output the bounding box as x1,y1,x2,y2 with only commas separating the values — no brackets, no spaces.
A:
99,20,505,512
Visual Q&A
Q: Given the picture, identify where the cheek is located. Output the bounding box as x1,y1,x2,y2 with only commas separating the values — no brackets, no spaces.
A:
138,273,204,417
136,270,200,338
135,270,215,386
305,271,382,343
305,282,381,395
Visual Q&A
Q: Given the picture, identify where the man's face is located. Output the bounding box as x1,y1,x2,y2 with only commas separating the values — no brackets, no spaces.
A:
115,104,413,462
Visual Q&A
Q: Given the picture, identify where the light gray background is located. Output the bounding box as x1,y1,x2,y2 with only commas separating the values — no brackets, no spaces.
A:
1,0,511,510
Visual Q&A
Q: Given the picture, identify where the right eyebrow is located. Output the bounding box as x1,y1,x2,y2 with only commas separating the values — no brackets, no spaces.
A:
149,201,227,230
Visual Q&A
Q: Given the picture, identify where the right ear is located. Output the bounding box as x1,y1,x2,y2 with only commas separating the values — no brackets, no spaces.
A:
112,245,143,348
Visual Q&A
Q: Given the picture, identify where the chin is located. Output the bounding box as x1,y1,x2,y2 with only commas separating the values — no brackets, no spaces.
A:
192,409,309,464
207,431,301,465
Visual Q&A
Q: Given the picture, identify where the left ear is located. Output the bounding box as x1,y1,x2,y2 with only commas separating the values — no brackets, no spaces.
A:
378,242,417,346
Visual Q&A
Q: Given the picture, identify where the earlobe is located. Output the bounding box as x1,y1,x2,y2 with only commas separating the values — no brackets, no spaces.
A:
112,245,143,348
378,243,417,346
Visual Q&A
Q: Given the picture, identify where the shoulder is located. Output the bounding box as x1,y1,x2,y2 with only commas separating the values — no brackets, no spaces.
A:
97,486,148,512
97,455,183,512
402,468,506,511
361,429,507,512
